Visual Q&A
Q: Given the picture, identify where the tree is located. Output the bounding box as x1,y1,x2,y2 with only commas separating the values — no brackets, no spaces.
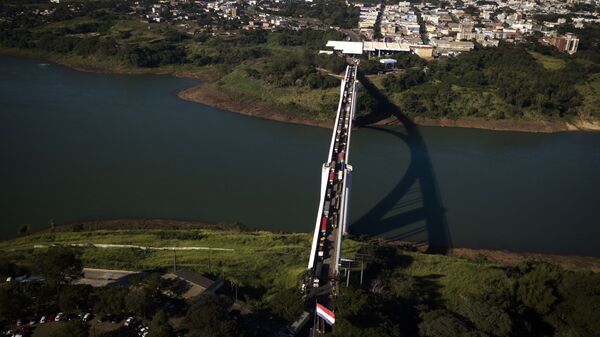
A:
49,320,89,337
456,300,512,337
59,285,93,312
418,310,475,337
148,310,175,337
94,287,127,316
18,224,31,236
0,260,23,279
516,262,560,315
125,286,154,318
266,289,303,322
185,293,238,337
0,285,27,321
35,247,83,287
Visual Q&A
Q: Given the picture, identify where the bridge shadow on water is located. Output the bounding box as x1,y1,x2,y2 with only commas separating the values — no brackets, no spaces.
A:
351,71,452,254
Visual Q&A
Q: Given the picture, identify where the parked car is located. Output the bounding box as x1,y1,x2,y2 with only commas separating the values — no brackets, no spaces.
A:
54,313,65,322
124,317,137,327
82,313,92,322
18,325,31,334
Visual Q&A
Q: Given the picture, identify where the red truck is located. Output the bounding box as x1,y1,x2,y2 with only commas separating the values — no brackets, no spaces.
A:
328,169,334,184
321,216,327,233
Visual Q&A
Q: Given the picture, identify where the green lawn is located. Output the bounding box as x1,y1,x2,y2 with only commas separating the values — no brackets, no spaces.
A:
529,51,567,70
1,229,317,290
218,63,341,121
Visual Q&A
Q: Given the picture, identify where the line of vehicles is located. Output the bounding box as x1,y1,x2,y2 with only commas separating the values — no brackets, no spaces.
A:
124,316,150,337
311,64,357,289
3,312,93,337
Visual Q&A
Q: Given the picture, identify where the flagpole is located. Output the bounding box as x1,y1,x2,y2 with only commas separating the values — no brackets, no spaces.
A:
312,302,317,337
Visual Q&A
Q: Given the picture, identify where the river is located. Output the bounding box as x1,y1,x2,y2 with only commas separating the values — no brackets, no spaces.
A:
1,56,599,256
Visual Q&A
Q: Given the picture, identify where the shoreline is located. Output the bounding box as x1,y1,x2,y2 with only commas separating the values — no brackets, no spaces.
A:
2,49,598,133
18,218,600,273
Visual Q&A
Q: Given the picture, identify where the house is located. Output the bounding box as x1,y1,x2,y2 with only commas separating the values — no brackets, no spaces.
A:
379,58,397,71
162,269,224,300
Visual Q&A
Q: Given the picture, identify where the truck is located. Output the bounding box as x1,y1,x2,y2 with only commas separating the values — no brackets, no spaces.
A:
323,201,331,217
337,170,343,181
328,169,334,184
320,216,327,233
313,262,323,287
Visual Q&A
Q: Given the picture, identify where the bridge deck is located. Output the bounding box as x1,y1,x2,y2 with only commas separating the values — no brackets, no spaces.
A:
306,62,358,306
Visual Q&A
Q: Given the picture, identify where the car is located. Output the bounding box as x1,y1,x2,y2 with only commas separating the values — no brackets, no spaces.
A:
82,313,92,322
18,326,31,334
38,317,46,324
55,313,65,322
47,315,55,323
124,317,136,327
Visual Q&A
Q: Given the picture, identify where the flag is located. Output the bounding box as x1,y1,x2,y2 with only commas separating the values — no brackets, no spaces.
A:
316,303,335,325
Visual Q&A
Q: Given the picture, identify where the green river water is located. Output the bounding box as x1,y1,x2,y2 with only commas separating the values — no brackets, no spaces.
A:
1,56,599,256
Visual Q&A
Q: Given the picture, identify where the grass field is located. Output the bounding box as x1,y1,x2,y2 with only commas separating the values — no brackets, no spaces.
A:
2,229,316,291
0,228,564,305
218,63,341,121
529,51,567,70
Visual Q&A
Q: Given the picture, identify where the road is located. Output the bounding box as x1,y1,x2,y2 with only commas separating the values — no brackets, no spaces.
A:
341,28,361,42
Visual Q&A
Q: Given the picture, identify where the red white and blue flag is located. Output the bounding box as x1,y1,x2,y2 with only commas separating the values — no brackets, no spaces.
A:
316,303,335,325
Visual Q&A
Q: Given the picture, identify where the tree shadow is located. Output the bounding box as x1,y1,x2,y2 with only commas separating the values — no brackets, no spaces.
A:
351,71,452,254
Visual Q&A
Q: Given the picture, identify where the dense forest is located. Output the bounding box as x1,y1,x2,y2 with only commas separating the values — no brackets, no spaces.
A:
331,244,600,337
374,28,600,120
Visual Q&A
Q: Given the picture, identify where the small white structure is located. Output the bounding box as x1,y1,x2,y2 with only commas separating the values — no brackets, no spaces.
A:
379,58,397,70
325,41,364,55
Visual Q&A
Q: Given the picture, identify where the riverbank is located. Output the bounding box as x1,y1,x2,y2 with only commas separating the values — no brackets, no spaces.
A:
13,218,600,273
177,80,600,133
3,49,599,133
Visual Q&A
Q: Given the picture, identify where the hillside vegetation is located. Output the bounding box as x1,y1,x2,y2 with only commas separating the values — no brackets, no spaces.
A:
1,228,599,337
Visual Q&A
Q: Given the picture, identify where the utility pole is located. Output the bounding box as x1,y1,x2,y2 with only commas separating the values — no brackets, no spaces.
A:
173,249,177,272
360,257,364,286
311,311,317,337
346,269,350,287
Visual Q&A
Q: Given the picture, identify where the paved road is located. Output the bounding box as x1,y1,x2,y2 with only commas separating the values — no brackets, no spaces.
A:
31,243,234,251
340,28,361,42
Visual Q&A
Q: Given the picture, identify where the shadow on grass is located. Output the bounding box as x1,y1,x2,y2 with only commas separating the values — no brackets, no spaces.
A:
351,71,452,254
